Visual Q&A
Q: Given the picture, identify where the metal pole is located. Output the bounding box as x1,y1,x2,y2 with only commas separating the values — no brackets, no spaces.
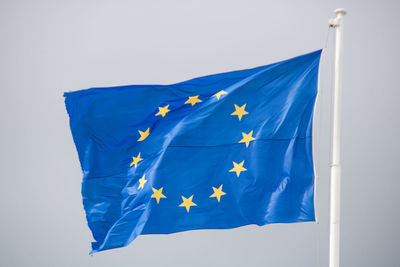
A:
328,8,347,267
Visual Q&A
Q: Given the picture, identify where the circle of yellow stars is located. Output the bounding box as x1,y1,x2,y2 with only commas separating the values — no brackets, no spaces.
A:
129,90,255,212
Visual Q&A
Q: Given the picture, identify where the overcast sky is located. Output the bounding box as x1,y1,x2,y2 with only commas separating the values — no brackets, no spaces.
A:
0,0,399,266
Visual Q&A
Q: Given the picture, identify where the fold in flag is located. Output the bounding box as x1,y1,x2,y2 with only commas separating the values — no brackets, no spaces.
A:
64,50,322,253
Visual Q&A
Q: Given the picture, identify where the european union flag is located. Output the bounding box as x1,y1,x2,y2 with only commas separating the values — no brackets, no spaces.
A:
64,50,322,253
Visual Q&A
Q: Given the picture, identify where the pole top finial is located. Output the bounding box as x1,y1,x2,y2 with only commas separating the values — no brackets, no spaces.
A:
334,8,347,16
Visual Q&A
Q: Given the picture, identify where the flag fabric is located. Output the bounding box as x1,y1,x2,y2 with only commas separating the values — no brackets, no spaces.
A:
64,50,322,253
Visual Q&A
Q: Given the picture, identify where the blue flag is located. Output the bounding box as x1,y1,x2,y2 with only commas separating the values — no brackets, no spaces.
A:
64,50,322,253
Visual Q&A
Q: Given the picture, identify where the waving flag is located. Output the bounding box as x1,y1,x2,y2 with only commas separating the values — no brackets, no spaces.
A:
64,50,322,253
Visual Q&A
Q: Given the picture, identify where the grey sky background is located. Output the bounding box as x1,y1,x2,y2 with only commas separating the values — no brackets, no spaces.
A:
0,0,399,266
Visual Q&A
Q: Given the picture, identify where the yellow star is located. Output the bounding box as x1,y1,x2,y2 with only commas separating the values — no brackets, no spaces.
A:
231,104,248,121
151,187,166,204
155,105,170,117
130,152,143,168
229,160,247,177
137,128,150,142
185,95,202,106
138,174,147,190
179,195,197,212
239,130,255,147
209,184,226,202
213,90,227,100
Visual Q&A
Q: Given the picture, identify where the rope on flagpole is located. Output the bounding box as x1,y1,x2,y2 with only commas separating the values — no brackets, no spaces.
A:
313,22,333,267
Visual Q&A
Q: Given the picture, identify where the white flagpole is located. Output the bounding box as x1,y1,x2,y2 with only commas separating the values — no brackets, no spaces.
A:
328,8,347,267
